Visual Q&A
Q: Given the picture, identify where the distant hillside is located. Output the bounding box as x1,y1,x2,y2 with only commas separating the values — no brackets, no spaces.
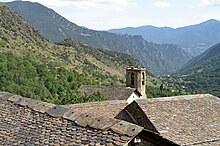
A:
0,2,141,104
109,19,220,56
7,1,192,75
181,43,220,70
173,43,220,97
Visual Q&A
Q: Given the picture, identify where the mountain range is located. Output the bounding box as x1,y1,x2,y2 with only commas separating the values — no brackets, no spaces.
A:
2,1,219,99
0,2,181,102
7,1,192,76
109,19,220,56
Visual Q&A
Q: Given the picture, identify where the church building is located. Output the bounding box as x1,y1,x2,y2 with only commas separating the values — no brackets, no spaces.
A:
79,67,147,103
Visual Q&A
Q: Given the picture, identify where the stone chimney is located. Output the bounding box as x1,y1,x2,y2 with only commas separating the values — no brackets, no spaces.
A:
126,67,147,98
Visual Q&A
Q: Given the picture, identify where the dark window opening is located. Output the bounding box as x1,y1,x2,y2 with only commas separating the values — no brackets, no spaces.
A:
131,72,134,86
142,72,145,85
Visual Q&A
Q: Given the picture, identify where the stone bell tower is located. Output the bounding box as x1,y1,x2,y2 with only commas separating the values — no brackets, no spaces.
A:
126,67,147,98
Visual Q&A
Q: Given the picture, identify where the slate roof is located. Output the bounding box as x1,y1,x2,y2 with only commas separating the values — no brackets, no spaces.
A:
0,92,143,146
64,100,128,119
1,92,219,146
79,85,140,100
124,94,220,146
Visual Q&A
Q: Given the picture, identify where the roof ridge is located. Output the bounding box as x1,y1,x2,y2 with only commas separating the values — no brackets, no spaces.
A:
79,85,136,90
0,92,143,138
184,137,220,146
135,94,215,104
64,99,127,107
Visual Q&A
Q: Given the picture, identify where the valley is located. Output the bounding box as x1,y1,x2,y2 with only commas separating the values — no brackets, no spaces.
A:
171,43,220,97
0,2,184,104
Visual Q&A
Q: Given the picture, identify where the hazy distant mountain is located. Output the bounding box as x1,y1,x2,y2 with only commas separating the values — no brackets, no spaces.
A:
109,19,220,56
177,43,220,96
7,1,192,75
180,43,220,72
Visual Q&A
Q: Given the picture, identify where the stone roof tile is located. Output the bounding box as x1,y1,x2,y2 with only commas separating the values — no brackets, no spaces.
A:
64,100,128,119
126,94,220,145
79,85,138,100
0,92,141,145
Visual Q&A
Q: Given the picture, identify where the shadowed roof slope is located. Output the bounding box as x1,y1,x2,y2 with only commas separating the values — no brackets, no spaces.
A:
79,85,140,100
0,92,143,145
124,94,220,145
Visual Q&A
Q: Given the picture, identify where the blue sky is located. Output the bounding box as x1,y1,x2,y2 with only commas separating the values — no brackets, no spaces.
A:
1,0,220,30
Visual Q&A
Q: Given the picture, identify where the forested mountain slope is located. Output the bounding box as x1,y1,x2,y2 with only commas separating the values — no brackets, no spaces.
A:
173,43,220,97
0,2,139,104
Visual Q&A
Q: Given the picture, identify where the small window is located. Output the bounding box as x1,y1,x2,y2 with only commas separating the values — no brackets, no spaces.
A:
131,72,134,85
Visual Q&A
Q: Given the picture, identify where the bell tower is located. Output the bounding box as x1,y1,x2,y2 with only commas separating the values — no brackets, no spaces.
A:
126,67,147,98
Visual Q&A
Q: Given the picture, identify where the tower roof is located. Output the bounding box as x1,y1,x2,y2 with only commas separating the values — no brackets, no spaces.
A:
126,67,146,71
